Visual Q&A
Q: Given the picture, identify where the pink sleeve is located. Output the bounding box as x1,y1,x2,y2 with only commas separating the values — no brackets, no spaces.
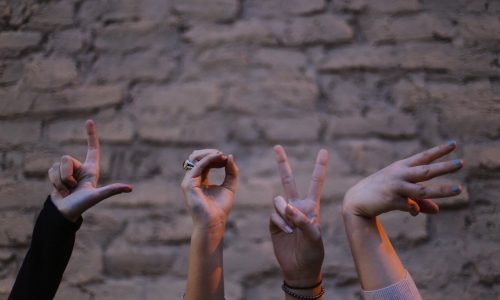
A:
363,271,422,300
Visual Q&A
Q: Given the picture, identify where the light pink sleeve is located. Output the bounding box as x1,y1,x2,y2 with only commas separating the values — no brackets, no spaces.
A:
363,271,422,300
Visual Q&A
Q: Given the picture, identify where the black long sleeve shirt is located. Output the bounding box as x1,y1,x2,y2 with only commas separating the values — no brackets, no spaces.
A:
9,196,82,300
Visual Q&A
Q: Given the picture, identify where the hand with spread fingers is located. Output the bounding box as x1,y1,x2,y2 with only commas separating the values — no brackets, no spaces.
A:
343,140,463,218
181,149,239,300
48,120,133,222
343,141,464,298
270,145,328,300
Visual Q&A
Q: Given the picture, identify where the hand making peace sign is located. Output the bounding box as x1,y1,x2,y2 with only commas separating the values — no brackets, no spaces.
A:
270,145,329,288
48,120,133,222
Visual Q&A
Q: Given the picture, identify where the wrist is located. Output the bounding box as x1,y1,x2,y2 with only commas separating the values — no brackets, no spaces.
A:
282,279,324,299
284,273,322,289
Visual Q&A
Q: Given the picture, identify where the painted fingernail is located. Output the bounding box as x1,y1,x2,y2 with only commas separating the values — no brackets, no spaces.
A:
452,185,460,193
284,225,294,234
447,140,456,147
453,159,463,167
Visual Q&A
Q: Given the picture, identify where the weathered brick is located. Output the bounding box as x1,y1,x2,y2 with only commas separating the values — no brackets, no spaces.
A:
24,56,78,90
87,279,144,300
92,51,176,82
233,178,276,208
253,48,307,70
24,151,58,177
64,241,103,284
0,211,34,246
54,283,92,300
363,14,454,42
427,179,470,208
0,180,50,209
320,43,498,76
104,241,177,276
27,1,74,29
245,0,325,17
47,115,134,144
0,121,40,147
185,20,281,46
145,276,187,300
0,31,42,56
0,86,33,116
381,212,428,242
336,139,420,175
172,0,239,22
95,22,177,52
281,15,354,46
328,112,417,138
458,15,500,44
101,178,173,208
50,29,86,53
391,78,428,111
134,82,220,118
258,116,322,143
334,0,420,13
225,76,318,114
464,144,500,169
32,85,123,113
124,215,193,244
224,241,277,280
0,60,22,84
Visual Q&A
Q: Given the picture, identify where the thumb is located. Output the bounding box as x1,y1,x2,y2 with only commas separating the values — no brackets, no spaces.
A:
285,204,321,241
94,183,133,202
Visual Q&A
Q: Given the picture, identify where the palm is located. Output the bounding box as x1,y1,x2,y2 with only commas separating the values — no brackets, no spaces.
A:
197,186,234,224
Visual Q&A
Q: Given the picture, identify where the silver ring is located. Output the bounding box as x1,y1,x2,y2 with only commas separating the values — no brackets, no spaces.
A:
183,159,195,171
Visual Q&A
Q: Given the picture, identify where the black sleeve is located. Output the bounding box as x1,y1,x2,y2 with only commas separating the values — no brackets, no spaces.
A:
9,196,83,300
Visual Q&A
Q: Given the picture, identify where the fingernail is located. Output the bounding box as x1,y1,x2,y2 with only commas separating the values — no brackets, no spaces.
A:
452,185,460,193
284,225,294,234
453,159,462,167
286,204,295,215
447,140,456,147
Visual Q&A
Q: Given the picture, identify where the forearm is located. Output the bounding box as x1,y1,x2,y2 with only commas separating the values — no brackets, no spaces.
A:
9,196,81,300
342,207,405,291
185,226,225,300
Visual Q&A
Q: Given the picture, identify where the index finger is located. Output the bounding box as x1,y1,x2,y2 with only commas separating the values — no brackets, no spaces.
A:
273,145,299,200
402,141,456,167
84,120,100,165
307,149,328,202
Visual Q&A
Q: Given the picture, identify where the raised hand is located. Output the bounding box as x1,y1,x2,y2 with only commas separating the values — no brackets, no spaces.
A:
181,149,239,229
343,141,463,218
48,120,132,222
270,145,329,289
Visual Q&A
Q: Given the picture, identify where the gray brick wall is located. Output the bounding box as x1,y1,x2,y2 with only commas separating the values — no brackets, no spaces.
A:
0,0,499,299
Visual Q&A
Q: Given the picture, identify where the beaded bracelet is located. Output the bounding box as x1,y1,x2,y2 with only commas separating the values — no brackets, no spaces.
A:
281,282,325,299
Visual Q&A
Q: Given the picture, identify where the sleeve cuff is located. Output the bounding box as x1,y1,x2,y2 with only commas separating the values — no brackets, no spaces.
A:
363,271,422,300
40,196,83,235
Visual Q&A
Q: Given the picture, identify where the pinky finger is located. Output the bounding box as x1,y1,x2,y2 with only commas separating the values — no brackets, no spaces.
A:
270,212,294,234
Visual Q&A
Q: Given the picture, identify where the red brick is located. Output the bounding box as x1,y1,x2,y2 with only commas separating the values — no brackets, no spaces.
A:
245,0,325,17
24,56,78,90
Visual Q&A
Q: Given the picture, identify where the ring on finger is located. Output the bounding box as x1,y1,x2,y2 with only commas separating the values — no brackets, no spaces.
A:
183,159,196,171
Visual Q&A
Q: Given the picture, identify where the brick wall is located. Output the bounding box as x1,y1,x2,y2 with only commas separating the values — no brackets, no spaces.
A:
1,0,499,299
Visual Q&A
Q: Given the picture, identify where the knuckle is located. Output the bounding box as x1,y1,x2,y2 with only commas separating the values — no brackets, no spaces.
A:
417,184,426,198
282,175,294,185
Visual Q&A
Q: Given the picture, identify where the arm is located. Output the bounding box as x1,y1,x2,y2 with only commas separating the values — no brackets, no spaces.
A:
269,145,328,300
9,120,132,300
342,141,463,296
181,150,239,300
